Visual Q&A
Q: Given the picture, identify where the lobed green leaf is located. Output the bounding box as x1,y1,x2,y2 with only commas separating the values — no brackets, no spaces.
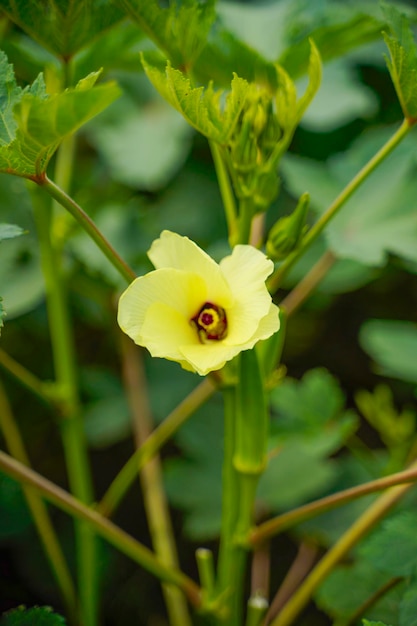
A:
400,578,417,626
0,0,124,59
361,512,417,578
281,127,417,267
0,52,121,178
141,52,249,143
382,3,417,121
115,0,215,68
317,558,401,624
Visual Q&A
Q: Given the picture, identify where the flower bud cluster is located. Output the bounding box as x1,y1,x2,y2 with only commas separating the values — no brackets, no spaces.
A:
227,89,282,213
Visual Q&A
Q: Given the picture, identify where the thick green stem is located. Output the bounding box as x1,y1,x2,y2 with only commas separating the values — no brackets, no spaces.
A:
31,185,97,626
98,378,216,517
268,118,412,293
236,197,255,245
268,459,417,626
0,450,201,608
0,382,77,620
38,175,136,284
215,382,249,626
121,339,192,626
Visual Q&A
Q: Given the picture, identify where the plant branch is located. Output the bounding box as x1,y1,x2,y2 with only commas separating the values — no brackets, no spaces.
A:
0,449,202,608
31,181,97,626
250,464,417,546
279,251,336,317
268,118,411,293
38,175,136,284
210,141,238,245
98,377,216,518
0,348,55,405
0,382,77,620
267,459,417,626
121,338,192,626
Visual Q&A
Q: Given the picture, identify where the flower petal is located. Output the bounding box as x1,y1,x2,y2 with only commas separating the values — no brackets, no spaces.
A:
241,302,280,348
140,301,199,362
117,268,206,341
220,245,275,344
148,230,234,307
180,342,242,376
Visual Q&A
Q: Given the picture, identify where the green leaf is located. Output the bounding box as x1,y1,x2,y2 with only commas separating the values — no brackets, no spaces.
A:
295,39,322,123
361,512,417,577
382,2,417,121
360,319,417,384
194,24,279,89
283,237,377,294
257,440,338,511
299,58,378,131
0,177,44,318
87,96,192,190
280,3,385,78
164,398,224,539
141,52,249,143
258,369,358,511
0,606,66,626
363,622,393,626
269,368,355,435
0,52,120,178
281,127,417,266
400,578,417,626
355,384,415,451
299,453,389,546
0,472,32,538
0,223,25,241
316,558,401,624
0,0,124,58
115,0,216,68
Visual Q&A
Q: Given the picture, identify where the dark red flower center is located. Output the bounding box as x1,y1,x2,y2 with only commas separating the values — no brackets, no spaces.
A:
191,302,228,343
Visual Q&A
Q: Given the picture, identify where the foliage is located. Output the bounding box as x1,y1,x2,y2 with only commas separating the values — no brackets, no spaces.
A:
1,1,417,626
0,606,66,626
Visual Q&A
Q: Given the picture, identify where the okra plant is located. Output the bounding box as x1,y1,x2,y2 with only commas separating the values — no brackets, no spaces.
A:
1,2,417,626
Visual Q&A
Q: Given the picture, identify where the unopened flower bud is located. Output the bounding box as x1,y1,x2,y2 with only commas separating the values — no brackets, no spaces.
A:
259,112,282,155
266,192,310,260
253,169,280,212
230,133,259,173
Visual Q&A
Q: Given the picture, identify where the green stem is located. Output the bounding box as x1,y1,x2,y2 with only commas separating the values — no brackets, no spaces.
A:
278,251,336,317
38,175,136,284
98,377,216,517
0,450,202,609
196,548,216,601
0,348,56,405
250,463,417,545
236,197,255,245
0,382,77,621
121,338,192,626
216,384,247,626
209,141,238,245
268,458,417,626
31,186,97,626
268,118,412,293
